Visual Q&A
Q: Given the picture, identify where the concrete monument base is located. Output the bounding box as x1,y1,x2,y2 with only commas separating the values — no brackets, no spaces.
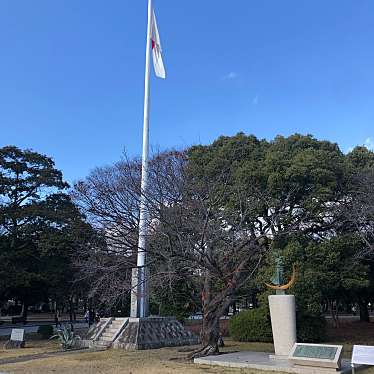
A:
82,316,199,350
194,351,357,374
113,317,199,350
269,294,297,358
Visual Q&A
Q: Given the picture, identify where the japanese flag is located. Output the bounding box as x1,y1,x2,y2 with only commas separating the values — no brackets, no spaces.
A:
151,10,166,79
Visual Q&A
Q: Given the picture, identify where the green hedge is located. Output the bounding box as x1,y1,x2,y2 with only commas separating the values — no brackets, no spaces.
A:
37,325,54,339
229,308,273,342
297,312,327,343
229,308,326,343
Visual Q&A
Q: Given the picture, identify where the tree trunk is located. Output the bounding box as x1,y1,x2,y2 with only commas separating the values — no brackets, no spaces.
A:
189,270,223,359
252,293,258,309
188,308,222,359
232,302,237,315
69,298,73,322
358,299,370,322
201,312,220,352
190,286,233,357
329,299,339,328
21,302,28,324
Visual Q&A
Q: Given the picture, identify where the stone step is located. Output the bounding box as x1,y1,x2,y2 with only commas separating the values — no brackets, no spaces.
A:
110,322,124,327
105,328,119,334
99,336,113,342
94,340,111,346
102,332,115,338
107,325,120,330
94,343,110,349
108,325,122,330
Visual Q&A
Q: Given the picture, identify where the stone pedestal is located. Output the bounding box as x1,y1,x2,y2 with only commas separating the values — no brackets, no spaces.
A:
130,267,149,318
268,295,296,359
113,317,200,350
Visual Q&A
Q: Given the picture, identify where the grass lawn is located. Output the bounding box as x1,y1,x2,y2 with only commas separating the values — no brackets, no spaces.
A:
1,321,374,373
0,340,374,374
0,339,61,360
0,341,291,374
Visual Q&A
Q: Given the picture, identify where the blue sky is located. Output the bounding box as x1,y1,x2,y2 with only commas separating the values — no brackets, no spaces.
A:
1,0,373,183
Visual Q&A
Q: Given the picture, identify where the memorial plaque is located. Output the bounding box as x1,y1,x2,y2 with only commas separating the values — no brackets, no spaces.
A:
293,345,337,360
5,328,25,349
10,328,25,342
352,345,374,366
289,343,343,370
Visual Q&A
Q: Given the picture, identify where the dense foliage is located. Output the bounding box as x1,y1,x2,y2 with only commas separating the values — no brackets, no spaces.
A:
229,308,326,343
229,308,273,342
0,146,95,319
296,312,327,343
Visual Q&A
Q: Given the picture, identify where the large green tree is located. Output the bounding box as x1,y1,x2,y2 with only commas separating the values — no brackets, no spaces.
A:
0,146,92,319
284,235,370,326
149,133,349,356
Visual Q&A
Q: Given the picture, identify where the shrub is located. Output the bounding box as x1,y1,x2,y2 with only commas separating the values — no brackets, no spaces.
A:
229,308,327,343
51,325,81,350
296,312,327,343
229,308,273,342
37,325,54,339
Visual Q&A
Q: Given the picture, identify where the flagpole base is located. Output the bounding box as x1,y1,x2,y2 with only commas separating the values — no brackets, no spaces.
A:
130,267,149,318
113,317,200,350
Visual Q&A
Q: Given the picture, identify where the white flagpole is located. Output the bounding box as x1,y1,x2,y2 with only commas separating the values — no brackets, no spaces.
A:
136,0,153,318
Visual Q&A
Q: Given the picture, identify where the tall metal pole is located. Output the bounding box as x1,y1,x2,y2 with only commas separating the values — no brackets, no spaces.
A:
135,0,153,318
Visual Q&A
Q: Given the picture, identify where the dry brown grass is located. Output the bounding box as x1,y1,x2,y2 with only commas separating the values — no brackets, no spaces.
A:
0,346,283,374
0,340,374,374
0,339,60,360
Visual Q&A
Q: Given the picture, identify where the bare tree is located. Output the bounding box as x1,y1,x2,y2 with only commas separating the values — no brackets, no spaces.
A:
71,151,188,308
72,151,271,355
147,167,269,357
136,149,340,357
71,156,142,307
72,135,345,357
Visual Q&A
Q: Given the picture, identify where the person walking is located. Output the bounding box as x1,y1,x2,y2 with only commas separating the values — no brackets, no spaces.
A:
84,310,89,324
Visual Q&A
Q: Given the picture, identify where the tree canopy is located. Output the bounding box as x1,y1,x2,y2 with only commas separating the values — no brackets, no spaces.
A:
0,146,94,318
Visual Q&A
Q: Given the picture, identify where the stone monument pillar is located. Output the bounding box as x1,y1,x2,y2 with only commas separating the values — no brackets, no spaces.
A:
265,256,298,359
268,294,297,358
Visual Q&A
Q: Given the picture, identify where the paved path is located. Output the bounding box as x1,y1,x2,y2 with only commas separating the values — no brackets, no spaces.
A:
0,322,88,337
195,351,353,373
0,348,92,366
